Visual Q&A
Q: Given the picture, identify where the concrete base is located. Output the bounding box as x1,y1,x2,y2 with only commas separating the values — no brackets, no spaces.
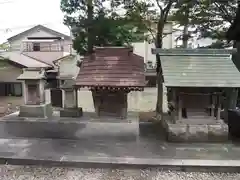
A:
60,108,83,117
19,104,53,118
162,119,228,142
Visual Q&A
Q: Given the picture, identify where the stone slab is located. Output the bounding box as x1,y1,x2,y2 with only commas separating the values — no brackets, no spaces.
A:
188,125,208,142
168,124,188,142
163,120,229,142
1,138,240,172
19,104,53,118
60,108,83,117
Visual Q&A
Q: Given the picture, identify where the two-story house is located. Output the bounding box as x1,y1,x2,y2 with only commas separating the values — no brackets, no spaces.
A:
0,25,74,111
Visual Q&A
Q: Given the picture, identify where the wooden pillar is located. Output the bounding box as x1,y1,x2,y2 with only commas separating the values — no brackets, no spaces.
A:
171,89,177,123
211,94,215,118
178,94,182,121
216,95,221,120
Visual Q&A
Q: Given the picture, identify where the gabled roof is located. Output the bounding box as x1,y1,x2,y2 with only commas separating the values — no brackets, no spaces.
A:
153,48,240,87
7,25,71,42
75,47,145,91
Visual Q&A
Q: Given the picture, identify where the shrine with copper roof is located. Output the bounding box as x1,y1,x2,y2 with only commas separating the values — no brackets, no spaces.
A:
152,48,239,142
75,46,145,118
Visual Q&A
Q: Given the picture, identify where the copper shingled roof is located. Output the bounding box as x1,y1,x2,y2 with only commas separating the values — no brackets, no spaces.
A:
75,47,145,90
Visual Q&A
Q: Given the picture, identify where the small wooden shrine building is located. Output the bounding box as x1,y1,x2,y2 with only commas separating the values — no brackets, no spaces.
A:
151,48,240,142
75,46,145,118
152,48,240,122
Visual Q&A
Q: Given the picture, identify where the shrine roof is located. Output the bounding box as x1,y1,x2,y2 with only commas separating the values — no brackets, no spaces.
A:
152,48,240,87
75,47,145,90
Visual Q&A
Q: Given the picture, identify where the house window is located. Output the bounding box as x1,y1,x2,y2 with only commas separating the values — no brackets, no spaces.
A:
0,83,22,97
33,43,40,51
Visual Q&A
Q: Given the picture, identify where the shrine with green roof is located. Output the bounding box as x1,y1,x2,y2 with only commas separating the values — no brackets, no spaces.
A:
152,48,239,142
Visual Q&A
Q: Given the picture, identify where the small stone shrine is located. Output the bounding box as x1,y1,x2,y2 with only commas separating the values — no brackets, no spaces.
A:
151,48,240,142
59,78,82,117
55,55,82,117
75,46,145,118
17,68,53,118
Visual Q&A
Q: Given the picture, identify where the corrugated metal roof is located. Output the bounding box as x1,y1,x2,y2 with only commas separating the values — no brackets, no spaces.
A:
17,70,46,80
161,54,240,87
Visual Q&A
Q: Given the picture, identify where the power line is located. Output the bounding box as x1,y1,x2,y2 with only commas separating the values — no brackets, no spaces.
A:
0,21,65,33
0,0,17,5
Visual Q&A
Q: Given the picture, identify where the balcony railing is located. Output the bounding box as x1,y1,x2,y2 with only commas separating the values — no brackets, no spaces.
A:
22,42,73,52
22,42,63,52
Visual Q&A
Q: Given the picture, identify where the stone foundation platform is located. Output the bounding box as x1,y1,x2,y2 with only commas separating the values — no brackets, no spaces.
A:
60,108,83,117
162,119,228,142
0,111,139,142
19,104,53,118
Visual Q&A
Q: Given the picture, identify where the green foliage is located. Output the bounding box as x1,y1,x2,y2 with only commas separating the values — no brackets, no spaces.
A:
60,0,146,55
170,0,238,48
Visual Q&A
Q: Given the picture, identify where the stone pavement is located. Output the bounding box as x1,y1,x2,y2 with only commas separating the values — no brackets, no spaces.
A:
1,137,240,172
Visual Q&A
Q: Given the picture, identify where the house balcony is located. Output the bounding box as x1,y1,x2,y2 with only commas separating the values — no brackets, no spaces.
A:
22,42,64,52
21,40,73,63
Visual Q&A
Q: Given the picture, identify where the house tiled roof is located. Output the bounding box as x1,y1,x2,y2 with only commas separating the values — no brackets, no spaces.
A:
75,47,145,90
0,52,51,68
158,49,240,87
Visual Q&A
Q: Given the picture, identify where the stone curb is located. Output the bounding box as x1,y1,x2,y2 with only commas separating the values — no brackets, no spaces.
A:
1,156,240,172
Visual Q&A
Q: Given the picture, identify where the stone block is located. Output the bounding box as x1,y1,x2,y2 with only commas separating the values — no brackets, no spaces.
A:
167,124,188,142
60,107,83,117
19,104,53,118
188,125,208,142
208,124,228,142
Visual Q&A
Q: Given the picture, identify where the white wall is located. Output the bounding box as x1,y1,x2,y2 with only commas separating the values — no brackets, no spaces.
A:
132,22,173,65
59,55,80,79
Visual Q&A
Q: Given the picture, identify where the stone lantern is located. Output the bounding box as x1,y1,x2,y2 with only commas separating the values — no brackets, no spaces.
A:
17,68,53,118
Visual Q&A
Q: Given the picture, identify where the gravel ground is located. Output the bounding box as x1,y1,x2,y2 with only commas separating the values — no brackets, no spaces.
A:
1,165,240,180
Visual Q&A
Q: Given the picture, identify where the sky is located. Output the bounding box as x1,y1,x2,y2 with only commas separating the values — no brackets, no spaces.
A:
0,0,69,43
0,0,213,47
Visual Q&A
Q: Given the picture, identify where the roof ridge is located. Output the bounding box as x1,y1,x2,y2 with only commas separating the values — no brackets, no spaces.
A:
21,53,53,67
7,24,71,41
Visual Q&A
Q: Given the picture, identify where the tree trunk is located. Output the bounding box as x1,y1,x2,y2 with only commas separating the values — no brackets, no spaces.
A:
87,0,94,54
155,20,164,117
156,55,163,115
182,25,189,48
224,41,239,121
182,4,190,48
230,40,238,109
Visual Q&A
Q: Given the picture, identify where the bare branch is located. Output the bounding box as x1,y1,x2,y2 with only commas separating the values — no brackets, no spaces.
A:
155,0,163,13
214,2,232,23
163,0,175,22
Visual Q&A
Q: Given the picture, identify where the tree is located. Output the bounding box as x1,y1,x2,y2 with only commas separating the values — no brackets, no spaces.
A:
169,0,238,48
225,2,240,112
122,0,176,115
169,0,201,48
60,0,145,55
192,0,237,48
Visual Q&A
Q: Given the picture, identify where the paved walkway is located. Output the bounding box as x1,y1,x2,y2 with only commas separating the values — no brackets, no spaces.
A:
1,137,240,170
